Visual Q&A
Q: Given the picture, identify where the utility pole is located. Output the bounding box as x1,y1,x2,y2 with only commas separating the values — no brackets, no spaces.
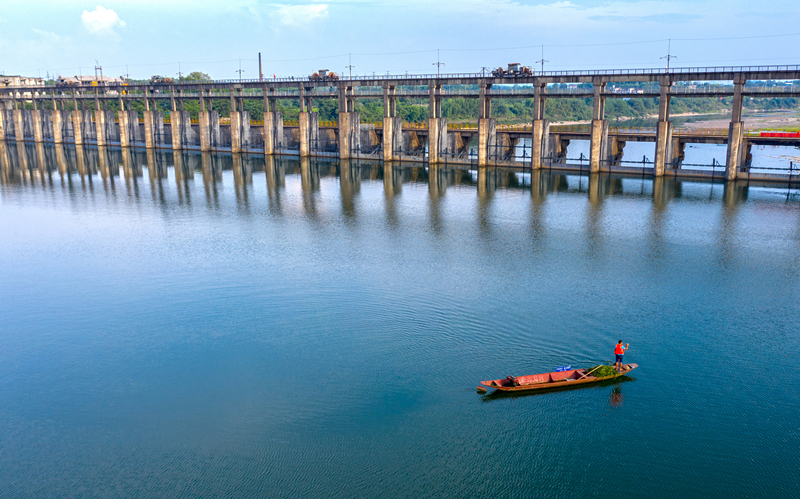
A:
345,53,354,80
660,39,677,73
237,59,245,82
177,62,182,82
259,52,263,81
481,67,490,77
535,45,549,75
94,60,103,82
433,49,445,78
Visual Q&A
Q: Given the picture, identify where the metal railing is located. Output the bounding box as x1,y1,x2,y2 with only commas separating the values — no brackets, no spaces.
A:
8,65,800,94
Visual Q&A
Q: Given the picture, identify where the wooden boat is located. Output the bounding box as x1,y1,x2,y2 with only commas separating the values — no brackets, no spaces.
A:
481,364,638,392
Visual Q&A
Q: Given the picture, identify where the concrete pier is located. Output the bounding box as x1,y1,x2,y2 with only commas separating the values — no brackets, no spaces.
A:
51,110,64,144
263,111,283,155
95,110,108,146
382,85,401,161
725,76,746,181
32,110,44,143
589,79,608,172
170,111,193,150
198,111,220,152
298,111,318,157
71,110,85,145
119,111,131,147
14,110,25,142
230,111,251,153
477,82,495,166
143,110,164,149
428,82,448,164
338,112,359,159
428,118,447,163
654,78,673,177
477,119,495,166
531,120,549,169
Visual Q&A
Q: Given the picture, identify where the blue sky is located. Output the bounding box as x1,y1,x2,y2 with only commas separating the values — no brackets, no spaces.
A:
1,0,798,80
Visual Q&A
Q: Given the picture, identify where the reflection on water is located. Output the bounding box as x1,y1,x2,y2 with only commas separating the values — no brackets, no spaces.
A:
609,384,623,408
5,143,798,230
4,143,797,208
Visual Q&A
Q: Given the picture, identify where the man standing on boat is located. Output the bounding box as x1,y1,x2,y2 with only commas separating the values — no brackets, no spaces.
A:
615,341,629,372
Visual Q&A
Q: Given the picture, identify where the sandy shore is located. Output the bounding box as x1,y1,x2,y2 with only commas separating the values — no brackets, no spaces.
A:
681,111,800,130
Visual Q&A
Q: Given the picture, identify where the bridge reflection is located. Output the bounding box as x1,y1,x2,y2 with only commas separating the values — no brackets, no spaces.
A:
2,143,796,221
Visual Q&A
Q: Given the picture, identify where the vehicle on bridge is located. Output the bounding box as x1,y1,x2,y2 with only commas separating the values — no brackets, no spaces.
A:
492,63,533,77
309,69,339,82
150,75,173,84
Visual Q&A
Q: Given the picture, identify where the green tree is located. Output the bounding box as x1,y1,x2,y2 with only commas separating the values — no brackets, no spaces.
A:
185,71,211,82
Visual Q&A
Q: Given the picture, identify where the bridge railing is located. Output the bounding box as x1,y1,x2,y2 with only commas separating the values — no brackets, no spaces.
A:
12,65,800,92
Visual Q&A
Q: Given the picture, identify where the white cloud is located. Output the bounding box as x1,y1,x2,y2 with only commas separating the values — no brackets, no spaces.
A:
81,6,126,33
271,4,328,27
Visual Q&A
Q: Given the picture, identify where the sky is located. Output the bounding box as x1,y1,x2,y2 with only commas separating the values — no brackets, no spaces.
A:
0,0,798,80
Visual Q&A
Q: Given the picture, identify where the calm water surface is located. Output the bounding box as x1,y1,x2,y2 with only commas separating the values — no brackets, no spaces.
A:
1,143,799,498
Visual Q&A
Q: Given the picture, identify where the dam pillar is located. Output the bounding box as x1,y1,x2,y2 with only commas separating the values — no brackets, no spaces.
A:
654,78,674,177
95,109,107,146
13,109,25,142
171,111,192,150
230,111,251,153
299,111,318,157
339,111,360,159
170,107,182,150
338,85,358,159
297,89,315,157
428,82,448,164
230,111,242,153
32,110,45,143
477,81,495,166
725,77,746,181
589,78,608,173
531,120,550,170
531,83,549,169
264,111,283,155
262,87,282,155
382,84,401,161
71,110,85,145
51,110,64,144
119,110,131,148
199,111,220,152
143,110,164,149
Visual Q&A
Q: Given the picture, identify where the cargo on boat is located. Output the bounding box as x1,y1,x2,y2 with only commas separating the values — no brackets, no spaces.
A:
481,364,638,392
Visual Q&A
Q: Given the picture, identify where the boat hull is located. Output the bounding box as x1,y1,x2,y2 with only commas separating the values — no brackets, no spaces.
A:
481,364,638,392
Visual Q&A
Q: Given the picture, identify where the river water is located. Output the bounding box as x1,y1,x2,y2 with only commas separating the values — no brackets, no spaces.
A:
1,144,799,498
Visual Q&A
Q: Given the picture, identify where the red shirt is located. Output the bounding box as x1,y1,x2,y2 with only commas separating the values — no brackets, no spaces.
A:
615,344,625,355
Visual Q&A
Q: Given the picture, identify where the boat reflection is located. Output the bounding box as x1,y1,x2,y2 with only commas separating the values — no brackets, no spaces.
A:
609,384,624,408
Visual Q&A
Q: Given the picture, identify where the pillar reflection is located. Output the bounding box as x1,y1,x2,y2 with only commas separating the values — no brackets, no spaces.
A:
477,166,496,237
300,156,319,220
529,169,547,243
383,163,400,230
54,143,67,176
717,181,748,266
428,165,445,235
264,155,284,216
232,153,252,210
586,173,609,254
339,159,360,223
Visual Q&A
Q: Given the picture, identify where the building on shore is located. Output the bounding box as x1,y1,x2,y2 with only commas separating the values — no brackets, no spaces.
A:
1,75,46,98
